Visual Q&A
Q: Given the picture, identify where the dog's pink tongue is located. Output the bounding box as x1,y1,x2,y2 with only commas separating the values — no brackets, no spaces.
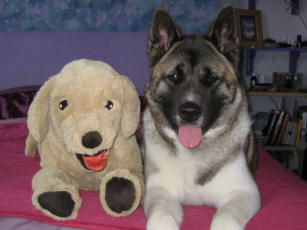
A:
178,125,202,148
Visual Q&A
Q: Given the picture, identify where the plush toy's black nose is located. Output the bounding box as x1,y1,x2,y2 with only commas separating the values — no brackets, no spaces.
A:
179,102,201,122
82,131,102,149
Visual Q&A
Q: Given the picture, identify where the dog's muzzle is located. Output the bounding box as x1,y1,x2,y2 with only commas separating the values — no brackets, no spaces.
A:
179,102,201,122
178,102,202,148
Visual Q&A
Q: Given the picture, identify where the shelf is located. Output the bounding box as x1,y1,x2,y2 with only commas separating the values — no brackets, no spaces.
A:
264,145,302,152
242,47,307,52
263,145,305,177
241,47,307,75
248,91,307,97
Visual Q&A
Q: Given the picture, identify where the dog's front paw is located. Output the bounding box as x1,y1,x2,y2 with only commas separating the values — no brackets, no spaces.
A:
147,211,179,230
105,177,136,213
210,212,243,230
37,191,75,218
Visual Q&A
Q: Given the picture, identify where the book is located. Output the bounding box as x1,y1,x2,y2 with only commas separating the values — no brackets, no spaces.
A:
281,120,291,145
290,121,298,146
263,110,276,136
282,121,294,145
268,110,285,146
275,112,291,145
296,119,303,147
265,110,280,145
303,112,307,130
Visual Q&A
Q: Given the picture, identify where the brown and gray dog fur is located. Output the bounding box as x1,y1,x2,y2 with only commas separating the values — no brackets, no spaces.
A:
142,5,260,230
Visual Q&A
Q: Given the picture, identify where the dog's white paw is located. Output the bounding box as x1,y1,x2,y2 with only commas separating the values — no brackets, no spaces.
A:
211,221,242,230
147,212,179,230
210,212,243,230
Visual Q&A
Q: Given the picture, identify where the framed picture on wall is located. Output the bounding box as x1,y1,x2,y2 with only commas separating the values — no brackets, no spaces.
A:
234,9,263,47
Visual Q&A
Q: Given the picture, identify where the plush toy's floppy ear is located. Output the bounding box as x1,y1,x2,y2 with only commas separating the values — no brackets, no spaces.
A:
205,4,240,72
120,76,140,138
27,76,56,142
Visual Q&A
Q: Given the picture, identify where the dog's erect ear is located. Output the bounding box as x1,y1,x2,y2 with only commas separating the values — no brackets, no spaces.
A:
148,8,181,66
27,76,56,142
206,4,240,71
120,76,140,138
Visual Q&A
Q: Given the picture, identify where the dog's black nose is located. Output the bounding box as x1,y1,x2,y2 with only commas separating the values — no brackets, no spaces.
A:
82,131,102,149
179,102,201,121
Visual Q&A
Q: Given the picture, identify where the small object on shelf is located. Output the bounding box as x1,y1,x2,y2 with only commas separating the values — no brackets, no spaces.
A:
272,72,303,92
296,35,302,48
277,42,293,48
250,72,258,90
298,105,307,112
301,41,307,48
252,83,275,92
272,72,283,91
264,38,277,47
291,73,303,90
284,73,292,89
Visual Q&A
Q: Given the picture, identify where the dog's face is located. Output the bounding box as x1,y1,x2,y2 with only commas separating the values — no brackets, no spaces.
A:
146,6,243,148
28,60,140,172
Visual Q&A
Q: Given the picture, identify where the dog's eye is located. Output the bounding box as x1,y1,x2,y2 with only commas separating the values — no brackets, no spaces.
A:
105,100,113,110
201,75,217,86
59,100,68,110
168,73,183,85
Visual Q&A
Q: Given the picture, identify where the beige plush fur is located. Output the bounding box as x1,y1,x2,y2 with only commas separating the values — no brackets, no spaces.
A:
25,59,144,220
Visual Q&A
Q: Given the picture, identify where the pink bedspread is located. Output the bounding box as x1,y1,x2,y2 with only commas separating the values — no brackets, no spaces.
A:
1,123,307,230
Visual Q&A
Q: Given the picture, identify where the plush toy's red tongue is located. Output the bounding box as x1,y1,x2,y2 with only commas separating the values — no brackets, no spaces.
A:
178,125,202,148
82,151,107,171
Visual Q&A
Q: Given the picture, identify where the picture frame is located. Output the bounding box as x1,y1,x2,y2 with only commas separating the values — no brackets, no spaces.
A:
234,9,263,47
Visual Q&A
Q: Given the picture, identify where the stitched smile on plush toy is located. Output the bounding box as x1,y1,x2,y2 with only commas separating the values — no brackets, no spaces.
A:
76,150,107,171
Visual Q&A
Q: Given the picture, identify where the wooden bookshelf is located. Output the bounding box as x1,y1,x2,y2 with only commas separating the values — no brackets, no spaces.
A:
241,47,307,75
248,91,307,97
242,46,307,177
263,145,305,177
264,145,301,152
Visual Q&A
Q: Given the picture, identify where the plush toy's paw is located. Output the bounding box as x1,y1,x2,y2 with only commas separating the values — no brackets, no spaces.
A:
38,191,75,218
100,169,144,217
105,177,136,213
31,168,82,220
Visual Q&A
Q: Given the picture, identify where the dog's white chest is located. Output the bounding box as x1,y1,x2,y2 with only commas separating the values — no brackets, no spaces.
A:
143,111,208,203
143,110,256,207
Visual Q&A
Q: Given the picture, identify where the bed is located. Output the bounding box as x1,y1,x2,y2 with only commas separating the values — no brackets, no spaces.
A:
1,31,307,230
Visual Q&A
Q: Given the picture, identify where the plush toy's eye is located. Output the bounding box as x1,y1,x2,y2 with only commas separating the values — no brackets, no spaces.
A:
105,100,113,110
59,100,68,110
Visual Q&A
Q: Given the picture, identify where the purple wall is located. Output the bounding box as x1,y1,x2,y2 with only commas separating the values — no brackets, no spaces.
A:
0,31,150,95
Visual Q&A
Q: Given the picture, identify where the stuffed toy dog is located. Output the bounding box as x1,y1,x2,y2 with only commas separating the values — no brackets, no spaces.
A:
25,59,144,220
